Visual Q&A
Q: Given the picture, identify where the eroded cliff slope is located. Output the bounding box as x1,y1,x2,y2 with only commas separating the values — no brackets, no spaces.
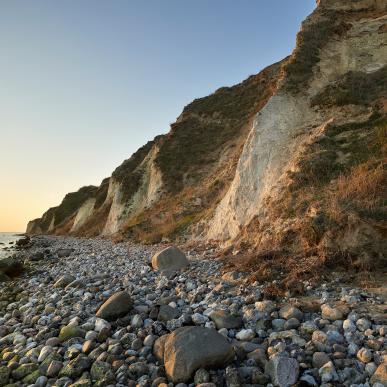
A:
209,0,387,274
27,61,281,239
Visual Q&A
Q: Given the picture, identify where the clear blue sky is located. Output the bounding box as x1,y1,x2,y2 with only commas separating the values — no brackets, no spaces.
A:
0,0,315,231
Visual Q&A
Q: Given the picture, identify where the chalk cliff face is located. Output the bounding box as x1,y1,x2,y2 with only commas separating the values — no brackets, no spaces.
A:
28,0,386,265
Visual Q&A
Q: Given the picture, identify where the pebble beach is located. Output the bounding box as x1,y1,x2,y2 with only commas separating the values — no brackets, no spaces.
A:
0,236,386,387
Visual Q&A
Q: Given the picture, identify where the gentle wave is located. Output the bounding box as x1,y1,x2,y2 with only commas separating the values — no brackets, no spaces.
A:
0,232,23,258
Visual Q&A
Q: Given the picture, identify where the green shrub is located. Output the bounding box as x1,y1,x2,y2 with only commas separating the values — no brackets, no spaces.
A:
112,139,157,201
54,186,97,226
282,10,350,93
155,62,281,192
94,178,110,209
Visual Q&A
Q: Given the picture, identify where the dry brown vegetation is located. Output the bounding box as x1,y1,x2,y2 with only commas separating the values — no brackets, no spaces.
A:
227,111,387,290
328,160,386,222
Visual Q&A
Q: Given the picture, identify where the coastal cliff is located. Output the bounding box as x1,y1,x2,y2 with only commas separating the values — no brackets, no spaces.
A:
27,61,282,240
28,0,386,269
207,0,387,270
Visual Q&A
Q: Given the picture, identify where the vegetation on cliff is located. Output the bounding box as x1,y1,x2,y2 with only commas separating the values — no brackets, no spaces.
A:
281,8,350,93
28,185,102,233
311,66,387,107
122,62,282,242
53,186,97,227
111,139,159,201
227,108,386,292
155,64,281,194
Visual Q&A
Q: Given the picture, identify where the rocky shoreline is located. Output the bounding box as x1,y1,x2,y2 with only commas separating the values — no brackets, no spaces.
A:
0,236,386,387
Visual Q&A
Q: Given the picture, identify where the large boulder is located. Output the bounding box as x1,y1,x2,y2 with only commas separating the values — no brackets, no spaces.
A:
96,291,132,321
154,326,234,383
153,335,168,362
0,257,24,278
151,246,189,272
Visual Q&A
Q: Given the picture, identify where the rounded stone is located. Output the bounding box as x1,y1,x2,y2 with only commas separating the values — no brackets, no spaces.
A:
321,304,344,321
265,355,299,387
208,310,243,330
279,305,303,321
53,274,76,288
151,246,189,272
58,325,85,342
236,329,255,341
284,318,300,330
157,326,234,383
96,291,133,321
357,348,373,363
312,352,330,368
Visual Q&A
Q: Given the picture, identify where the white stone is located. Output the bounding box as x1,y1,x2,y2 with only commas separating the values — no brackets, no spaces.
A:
131,314,143,328
191,313,209,325
218,328,228,337
94,318,111,332
143,334,156,347
236,329,255,341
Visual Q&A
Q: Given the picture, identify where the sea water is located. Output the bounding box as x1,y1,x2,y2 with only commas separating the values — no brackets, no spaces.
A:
0,232,22,258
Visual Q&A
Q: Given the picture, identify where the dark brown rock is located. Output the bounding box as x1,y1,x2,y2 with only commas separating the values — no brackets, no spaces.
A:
96,291,132,321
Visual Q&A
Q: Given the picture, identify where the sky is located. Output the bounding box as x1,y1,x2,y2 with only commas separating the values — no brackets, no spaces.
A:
0,0,315,232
